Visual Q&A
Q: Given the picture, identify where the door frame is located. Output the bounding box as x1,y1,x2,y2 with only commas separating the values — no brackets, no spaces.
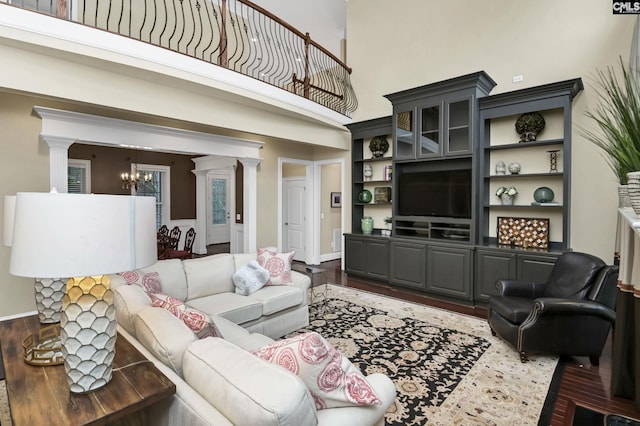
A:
314,158,345,264
278,157,345,265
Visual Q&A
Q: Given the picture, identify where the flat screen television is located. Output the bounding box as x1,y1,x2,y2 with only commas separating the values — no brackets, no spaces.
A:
397,169,472,218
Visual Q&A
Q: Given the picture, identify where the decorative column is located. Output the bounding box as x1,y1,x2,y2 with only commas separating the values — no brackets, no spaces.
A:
41,135,75,193
192,169,208,255
238,158,261,253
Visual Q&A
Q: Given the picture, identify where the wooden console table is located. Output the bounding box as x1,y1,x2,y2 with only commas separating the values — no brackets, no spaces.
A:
0,315,175,425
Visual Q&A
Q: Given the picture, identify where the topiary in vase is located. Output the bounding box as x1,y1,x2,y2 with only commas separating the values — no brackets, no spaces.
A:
369,136,389,158
515,112,545,142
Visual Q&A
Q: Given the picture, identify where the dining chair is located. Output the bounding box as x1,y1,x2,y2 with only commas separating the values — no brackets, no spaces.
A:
169,226,181,250
169,228,196,260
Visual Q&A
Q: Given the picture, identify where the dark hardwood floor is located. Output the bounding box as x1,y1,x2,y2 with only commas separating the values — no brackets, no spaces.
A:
204,245,640,425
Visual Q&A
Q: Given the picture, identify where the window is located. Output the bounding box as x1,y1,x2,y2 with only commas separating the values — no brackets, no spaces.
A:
68,159,91,194
5,0,57,15
133,164,170,230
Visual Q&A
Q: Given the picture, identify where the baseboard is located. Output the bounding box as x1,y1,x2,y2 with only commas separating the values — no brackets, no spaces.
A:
319,252,341,263
0,310,37,322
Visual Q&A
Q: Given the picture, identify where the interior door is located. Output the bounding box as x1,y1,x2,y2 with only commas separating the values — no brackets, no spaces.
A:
283,178,306,261
207,173,230,245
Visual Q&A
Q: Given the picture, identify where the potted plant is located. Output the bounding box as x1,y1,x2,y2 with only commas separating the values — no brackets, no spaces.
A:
496,186,518,205
581,57,640,210
369,136,389,158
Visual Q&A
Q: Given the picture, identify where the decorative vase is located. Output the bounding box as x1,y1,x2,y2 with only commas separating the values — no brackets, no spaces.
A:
363,164,373,181
369,136,389,158
619,184,632,208
508,162,521,174
627,172,640,214
358,189,372,203
495,161,506,175
500,193,515,205
361,217,374,235
533,187,555,203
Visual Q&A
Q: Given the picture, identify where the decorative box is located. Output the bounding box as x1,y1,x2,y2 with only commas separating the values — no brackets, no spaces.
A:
497,217,549,249
374,187,392,203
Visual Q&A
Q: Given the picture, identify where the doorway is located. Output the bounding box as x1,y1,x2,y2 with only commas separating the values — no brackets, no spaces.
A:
278,157,344,265
206,172,231,245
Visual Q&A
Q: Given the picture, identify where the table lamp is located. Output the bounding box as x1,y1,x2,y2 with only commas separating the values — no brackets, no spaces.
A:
9,192,157,393
4,194,67,324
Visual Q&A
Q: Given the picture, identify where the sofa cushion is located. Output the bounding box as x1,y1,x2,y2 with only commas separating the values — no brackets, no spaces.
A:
253,332,381,410
187,293,263,325
150,293,221,339
257,248,295,286
246,285,304,316
184,338,317,426
233,260,271,296
140,259,188,301
113,284,152,336
233,252,257,271
183,254,235,300
134,307,198,377
118,270,162,294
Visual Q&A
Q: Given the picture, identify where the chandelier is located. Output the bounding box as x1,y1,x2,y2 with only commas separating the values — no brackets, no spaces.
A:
121,165,152,190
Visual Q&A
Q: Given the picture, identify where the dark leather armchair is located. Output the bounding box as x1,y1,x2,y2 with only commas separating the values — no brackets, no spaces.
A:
487,252,618,365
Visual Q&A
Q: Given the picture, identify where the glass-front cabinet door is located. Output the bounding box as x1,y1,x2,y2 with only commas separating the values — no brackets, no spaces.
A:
418,103,441,157
446,98,472,155
394,110,415,159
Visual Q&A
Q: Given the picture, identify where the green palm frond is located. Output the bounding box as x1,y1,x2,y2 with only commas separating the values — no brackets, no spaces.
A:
581,57,640,185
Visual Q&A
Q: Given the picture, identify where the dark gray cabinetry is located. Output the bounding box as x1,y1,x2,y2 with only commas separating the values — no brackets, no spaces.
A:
474,248,559,302
426,245,472,300
345,117,393,237
344,234,390,281
478,79,583,250
385,72,496,160
390,239,426,290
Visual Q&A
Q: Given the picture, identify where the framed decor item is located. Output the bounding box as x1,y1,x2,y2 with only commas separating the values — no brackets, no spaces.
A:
497,217,550,248
330,192,342,208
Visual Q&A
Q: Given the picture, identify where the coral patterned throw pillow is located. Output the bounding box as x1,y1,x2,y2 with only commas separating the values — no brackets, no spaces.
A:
149,293,220,339
257,247,295,286
252,332,380,410
118,270,162,294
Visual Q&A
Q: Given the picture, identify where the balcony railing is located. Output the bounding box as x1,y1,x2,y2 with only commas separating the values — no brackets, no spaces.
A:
7,0,358,117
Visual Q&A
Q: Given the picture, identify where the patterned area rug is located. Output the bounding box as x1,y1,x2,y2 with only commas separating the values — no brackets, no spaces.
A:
290,284,559,426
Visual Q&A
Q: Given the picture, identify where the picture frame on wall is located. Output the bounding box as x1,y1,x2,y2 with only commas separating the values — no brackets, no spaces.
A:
331,192,342,208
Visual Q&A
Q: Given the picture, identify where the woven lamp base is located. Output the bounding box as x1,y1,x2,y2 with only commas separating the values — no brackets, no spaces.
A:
61,275,116,394
34,278,66,324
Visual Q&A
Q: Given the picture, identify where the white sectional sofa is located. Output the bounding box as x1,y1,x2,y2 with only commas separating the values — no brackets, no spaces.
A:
110,252,396,426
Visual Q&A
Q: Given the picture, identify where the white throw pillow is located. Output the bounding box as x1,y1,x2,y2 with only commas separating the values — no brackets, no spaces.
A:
252,332,381,410
232,260,271,296
257,247,295,286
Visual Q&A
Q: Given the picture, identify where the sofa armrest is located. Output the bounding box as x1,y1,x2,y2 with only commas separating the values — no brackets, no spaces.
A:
532,297,616,322
496,279,546,298
290,270,311,305
315,373,396,426
183,337,317,426
109,273,127,289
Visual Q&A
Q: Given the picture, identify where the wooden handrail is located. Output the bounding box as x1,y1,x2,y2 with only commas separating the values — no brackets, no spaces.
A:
237,0,352,74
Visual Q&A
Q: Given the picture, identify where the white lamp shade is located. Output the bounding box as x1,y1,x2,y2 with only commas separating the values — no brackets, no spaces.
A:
3,195,16,247
9,193,157,278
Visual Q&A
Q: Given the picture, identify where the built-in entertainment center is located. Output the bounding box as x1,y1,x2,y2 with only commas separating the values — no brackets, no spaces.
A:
345,72,583,304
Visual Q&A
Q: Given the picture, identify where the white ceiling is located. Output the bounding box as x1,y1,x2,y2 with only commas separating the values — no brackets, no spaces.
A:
251,0,346,58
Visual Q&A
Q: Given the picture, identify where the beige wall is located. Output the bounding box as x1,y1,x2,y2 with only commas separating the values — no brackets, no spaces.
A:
347,0,635,262
0,90,336,317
